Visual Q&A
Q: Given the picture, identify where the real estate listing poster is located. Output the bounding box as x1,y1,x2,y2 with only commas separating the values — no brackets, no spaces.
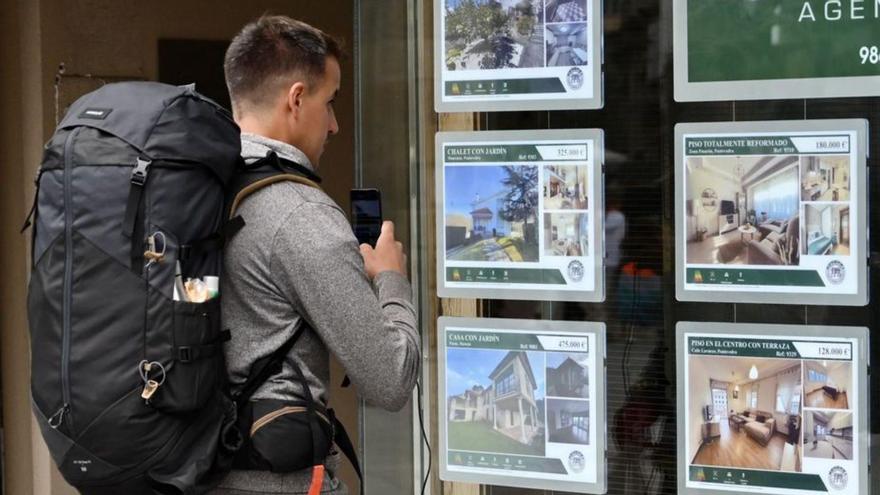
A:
676,322,869,495
434,0,603,112
673,0,880,101
436,130,605,302
675,120,869,306
438,317,607,493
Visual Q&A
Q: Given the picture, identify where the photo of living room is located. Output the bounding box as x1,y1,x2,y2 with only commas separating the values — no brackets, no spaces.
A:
543,165,588,210
547,399,589,445
546,352,589,399
803,411,853,460
802,204,850,256
801,156,850,202
685,155,800,266
545,23,588,66
543,212,588,256
804,360,851,409
688,355,802,472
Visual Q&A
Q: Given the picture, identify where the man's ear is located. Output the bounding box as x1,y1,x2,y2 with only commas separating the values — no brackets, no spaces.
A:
286,81,307,117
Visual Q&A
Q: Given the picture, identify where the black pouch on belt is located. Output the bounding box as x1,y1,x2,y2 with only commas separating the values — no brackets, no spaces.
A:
234,399,334,472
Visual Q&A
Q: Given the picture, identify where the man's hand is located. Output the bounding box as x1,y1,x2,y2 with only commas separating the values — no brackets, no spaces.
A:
360,221,407,279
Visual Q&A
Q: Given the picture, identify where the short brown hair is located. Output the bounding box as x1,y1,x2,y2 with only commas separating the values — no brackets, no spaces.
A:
224,15,342,113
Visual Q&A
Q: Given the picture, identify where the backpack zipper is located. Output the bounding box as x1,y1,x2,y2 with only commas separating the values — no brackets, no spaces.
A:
50,127,82,432
249,406,329,437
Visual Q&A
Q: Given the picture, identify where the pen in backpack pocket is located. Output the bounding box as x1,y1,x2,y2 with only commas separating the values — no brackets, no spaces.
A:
174,261,189,302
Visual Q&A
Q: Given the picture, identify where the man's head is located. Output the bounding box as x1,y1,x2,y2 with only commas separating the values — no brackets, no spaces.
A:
224,16,342,167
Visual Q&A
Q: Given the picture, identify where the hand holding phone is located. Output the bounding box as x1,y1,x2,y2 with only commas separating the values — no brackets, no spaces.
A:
359,221,407,279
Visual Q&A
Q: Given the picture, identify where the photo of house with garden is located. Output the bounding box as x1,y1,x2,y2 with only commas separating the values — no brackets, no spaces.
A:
446,349,546,456
685,155,800,266
543,165,588,210
445,165,539,262
546,352,589,399
444,0,544,70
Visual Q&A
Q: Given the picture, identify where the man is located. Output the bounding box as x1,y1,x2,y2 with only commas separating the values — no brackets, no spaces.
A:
213,16,420,495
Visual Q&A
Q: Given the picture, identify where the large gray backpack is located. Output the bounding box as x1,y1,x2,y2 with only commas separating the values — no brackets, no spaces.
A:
25,82,243,494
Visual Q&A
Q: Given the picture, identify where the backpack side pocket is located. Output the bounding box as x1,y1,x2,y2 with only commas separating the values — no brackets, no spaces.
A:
150,297,225,413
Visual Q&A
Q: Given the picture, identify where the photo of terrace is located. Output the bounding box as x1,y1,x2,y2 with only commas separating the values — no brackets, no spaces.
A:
804,360,851,409
543,165,588,210
444,0,545,71
801,156,850,202
802,204,850,256
685,155,800,266
804,411,853,460
688,356,802,473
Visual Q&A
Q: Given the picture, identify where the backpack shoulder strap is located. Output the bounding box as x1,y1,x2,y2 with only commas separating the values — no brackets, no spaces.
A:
228,151,322,219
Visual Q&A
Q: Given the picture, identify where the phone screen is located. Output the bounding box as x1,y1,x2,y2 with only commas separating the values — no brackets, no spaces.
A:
351,189,382,247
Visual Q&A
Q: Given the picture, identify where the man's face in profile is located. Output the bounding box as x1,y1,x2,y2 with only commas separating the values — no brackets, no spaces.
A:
296,56,341,167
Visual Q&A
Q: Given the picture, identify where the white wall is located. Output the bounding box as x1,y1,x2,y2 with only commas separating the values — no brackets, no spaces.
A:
827,362,851,393
829,413,853,430
688,357,712,458
688,165,741,235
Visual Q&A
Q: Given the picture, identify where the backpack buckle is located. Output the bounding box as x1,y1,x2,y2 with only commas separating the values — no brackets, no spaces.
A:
131,158,152,186
178,346,193,363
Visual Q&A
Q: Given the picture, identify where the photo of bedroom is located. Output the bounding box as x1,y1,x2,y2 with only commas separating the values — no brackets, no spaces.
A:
547,399,590,445
804,411,853,460
801,156,850,202
543,212,588,256
688,356,802,472
543,165,588,210
802,204,850,256
804,360,851,409
685,155,800,266
545,23,588,67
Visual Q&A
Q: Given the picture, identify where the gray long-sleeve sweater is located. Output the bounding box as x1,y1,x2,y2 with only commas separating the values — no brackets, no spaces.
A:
213,134,420,494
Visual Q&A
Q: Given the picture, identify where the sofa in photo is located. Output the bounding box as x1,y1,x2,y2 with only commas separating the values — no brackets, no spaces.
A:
688,356,802,472
685,155,800,266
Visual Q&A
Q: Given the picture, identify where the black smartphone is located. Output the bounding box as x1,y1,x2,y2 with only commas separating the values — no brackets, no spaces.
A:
350,188,382,247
